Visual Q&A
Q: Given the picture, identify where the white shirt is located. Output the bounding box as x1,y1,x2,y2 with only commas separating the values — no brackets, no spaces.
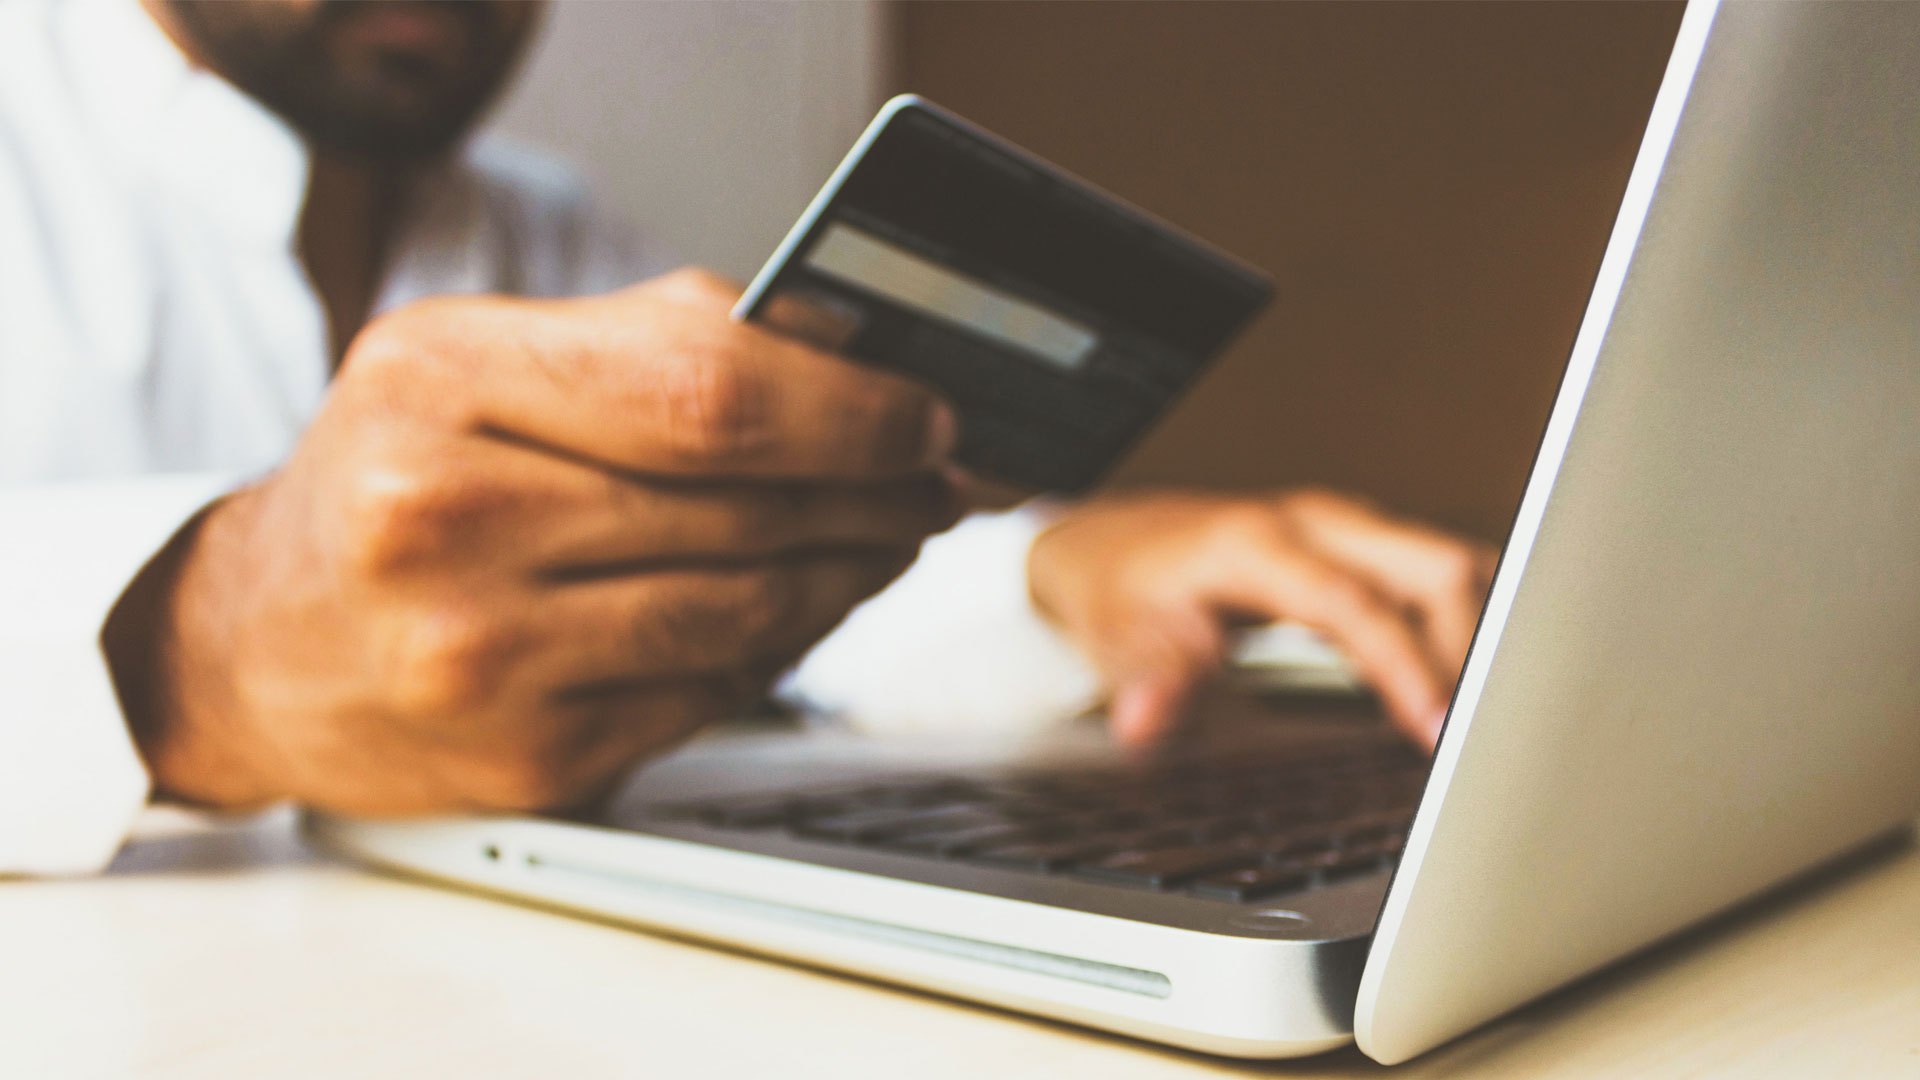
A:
0,0,1101,876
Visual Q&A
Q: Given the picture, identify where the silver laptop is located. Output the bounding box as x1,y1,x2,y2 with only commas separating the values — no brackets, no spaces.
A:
310,1,1920,1063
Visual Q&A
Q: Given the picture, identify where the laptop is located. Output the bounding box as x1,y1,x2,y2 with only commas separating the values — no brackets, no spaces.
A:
310,0,1920,1063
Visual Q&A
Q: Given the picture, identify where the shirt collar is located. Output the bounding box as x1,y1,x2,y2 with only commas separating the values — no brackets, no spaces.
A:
58,0,311,251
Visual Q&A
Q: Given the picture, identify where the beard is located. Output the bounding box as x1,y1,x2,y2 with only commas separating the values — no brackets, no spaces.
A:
161,1,540,162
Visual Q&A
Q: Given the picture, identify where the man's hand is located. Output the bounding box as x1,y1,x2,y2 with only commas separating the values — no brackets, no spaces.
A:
1027,490,1496,751
110,269,960,814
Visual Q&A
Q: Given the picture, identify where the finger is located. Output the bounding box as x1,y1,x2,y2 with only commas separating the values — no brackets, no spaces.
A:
1111,676,1199,748
1278,492,1494,674
362,273,958,480
455,678,732,812
1111,679,1179,747
330,434,956,583
530,553,915,689
538,473,959,578
1200,537,1448,746
1096,608,1226,746
1413,707,1446,753
420,435,962,574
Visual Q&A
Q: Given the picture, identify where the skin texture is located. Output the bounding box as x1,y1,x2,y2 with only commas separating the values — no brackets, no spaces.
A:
1028,490,1498,751
111,271,962,813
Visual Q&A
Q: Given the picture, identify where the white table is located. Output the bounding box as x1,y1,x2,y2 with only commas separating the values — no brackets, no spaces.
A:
4,807,1917,1079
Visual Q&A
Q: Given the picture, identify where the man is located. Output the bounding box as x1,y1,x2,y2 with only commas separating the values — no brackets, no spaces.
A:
0,0,1494,875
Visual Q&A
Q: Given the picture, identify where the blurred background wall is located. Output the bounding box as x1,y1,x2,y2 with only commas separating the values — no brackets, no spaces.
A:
489,1,1682,539
487,1,887,280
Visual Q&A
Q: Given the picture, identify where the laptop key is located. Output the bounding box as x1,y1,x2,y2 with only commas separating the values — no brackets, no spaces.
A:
1317,852,1391,885
847,806,1035,841
1188,865,1312,902
969,840,1111,872
789,806,973,843
1337,832,1408,860
879,823,1041,856
704,800,803,828
1250,830,1339,860
1074,844,1261,889
1272,847,1387,881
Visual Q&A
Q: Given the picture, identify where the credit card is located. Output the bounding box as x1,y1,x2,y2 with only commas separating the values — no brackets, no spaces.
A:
733,95,1273,492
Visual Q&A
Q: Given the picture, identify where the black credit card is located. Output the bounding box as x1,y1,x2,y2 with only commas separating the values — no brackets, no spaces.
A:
733,95,1273,493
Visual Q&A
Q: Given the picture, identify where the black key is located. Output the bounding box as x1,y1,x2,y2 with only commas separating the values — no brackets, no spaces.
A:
1266,846,1352,873
1337,815,1414,843
642,801,712,821
1175,814,1265,843
1090,824,1208,852
1318,852,1391,885
1272,848,1387,884
1188,865,1312,903
1074,844,1261,889
862,806,1035,840
790,806,967,843
1251,829,1339,860
879,823,1040,856
969,840,1110,872
1251,801,1346,828
702,800,801,828
1337,827,1408,857
797,777,989,813
886,779,995,807
786,784,908,809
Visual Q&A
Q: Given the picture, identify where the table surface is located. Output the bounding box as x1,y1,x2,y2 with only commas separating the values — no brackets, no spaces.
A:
4,807,1917,1080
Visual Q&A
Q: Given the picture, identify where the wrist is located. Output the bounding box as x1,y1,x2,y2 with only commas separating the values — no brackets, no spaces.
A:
1020,499,1077,630
103,493,277,809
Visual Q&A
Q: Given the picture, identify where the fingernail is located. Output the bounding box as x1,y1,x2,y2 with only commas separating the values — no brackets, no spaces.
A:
1111,684,1155,745
925,402,960,464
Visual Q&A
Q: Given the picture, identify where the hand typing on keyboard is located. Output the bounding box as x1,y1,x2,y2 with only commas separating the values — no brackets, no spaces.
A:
1027,489,1496,750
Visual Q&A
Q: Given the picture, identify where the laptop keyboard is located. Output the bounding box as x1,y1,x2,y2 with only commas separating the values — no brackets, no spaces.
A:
648,737,1426,904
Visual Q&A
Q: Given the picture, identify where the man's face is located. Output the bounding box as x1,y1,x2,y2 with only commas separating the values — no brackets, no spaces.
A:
157,0,543,160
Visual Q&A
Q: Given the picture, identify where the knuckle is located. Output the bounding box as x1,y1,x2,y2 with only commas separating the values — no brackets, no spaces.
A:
340,299,465,386
658,352,775,465
1436,545,1482,590
339,461,487,577
337,309,415,378
1215,504,1288,552
387,606,516,717
1302,571,1373,625
1275,486,1353,523
339,465,437,577
660,266,731,299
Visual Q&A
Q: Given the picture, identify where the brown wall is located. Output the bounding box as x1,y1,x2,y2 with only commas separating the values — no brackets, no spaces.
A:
893,1,1682,538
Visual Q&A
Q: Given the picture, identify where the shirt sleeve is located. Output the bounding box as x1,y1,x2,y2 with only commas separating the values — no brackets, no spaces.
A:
0,474,235,875
780,503,1107,737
